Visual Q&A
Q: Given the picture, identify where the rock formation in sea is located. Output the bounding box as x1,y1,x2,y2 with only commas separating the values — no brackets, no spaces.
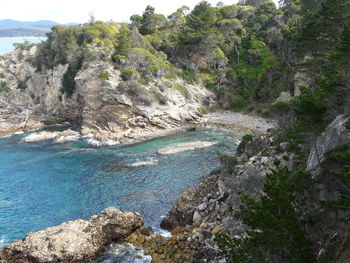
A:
0,208,143,263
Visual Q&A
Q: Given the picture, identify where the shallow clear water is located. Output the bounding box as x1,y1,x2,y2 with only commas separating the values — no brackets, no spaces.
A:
0,37,45,55
0,128,238,248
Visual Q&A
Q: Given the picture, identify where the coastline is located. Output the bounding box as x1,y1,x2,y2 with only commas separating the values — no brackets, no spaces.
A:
0,111,277,145
0,111,277,262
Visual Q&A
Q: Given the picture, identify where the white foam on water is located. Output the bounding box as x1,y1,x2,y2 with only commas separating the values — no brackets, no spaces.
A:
129,158,159,167
154,228,172,238
53,131,81,144
105,140,119,146
14,131,24,135
109,243,152,263
23,132,58,142
0,235,8,247
54,135,80,144
85,137,103,147
84,136,119,147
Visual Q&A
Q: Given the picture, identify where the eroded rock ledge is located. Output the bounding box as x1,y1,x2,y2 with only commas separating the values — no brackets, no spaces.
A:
0,208,143,263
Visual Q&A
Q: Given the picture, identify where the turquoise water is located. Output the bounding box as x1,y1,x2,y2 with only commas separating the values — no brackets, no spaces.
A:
0,128,238,248
0,37,45,55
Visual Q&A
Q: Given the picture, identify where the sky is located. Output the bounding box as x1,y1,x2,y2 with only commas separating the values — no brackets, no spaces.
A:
0,0,279,24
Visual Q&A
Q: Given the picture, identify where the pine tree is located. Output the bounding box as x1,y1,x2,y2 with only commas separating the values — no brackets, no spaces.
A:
180,1,218,45
217,167,313,263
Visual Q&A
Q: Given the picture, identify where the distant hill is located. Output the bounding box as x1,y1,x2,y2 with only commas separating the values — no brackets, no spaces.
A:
0,19,78,37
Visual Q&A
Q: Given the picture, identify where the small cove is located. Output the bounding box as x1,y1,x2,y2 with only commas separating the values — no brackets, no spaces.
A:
0,128,239,248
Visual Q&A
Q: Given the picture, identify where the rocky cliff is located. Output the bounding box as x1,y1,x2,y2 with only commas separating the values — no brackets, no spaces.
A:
0,46,214,144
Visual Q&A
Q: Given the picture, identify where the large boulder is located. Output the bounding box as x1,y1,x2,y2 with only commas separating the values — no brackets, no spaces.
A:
0,208,143,263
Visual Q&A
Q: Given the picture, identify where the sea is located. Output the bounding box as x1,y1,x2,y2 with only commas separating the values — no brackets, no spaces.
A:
0,36,45,55
0,128,239,261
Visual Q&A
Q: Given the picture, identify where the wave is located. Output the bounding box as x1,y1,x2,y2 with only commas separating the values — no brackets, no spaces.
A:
84,135,119,147
23,131,58,142
154,227,172,238
0,235,8,247
94,243,152,263
54,134,80,144
129,158,159,167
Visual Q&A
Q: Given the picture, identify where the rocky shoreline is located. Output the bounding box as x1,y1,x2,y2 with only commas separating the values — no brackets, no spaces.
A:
0,110,279,262
0,208,143,263
0,111,277,146
0,46,280,263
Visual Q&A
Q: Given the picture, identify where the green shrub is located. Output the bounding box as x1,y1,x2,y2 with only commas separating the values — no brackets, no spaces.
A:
164,73,177,80
13,40,33,50
122,80,153,106
0,81,9,92
260,107,270,116
174,83,191,99
198,106,208,114
242,134,253,143
199,69,216,90
126,48,173,78
152,89,168,105
99,71,110,80
121,67,140,81
324,144,350,164
180,68,198,84
17,80,28,90
270,101,291,111
220,154,238,173
61,59,82,97
345,119,350,130
292,86,327,131
230,96,247,111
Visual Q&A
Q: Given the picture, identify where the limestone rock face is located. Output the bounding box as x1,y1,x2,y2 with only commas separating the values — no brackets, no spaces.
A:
0,208,143,263
307,115,349,172
0,47,214,143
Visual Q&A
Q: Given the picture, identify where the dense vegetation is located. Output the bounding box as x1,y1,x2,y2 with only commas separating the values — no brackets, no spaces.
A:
31,0,350,115
31,1,350,262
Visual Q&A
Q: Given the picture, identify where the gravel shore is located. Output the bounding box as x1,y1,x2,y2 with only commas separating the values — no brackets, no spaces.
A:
201,111,278,135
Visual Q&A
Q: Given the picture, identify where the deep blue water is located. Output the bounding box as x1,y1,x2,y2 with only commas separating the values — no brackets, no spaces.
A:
0,37,45,55
0,129,238,247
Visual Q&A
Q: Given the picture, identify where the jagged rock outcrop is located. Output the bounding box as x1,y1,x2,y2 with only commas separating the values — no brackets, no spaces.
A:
157,137,296,262
0,47,214,143
0,208,143,263
161,137,293,234
307,115,350,173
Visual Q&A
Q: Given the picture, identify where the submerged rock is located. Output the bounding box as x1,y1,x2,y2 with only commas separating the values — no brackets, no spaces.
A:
156,141,216,155
0,208,143,263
